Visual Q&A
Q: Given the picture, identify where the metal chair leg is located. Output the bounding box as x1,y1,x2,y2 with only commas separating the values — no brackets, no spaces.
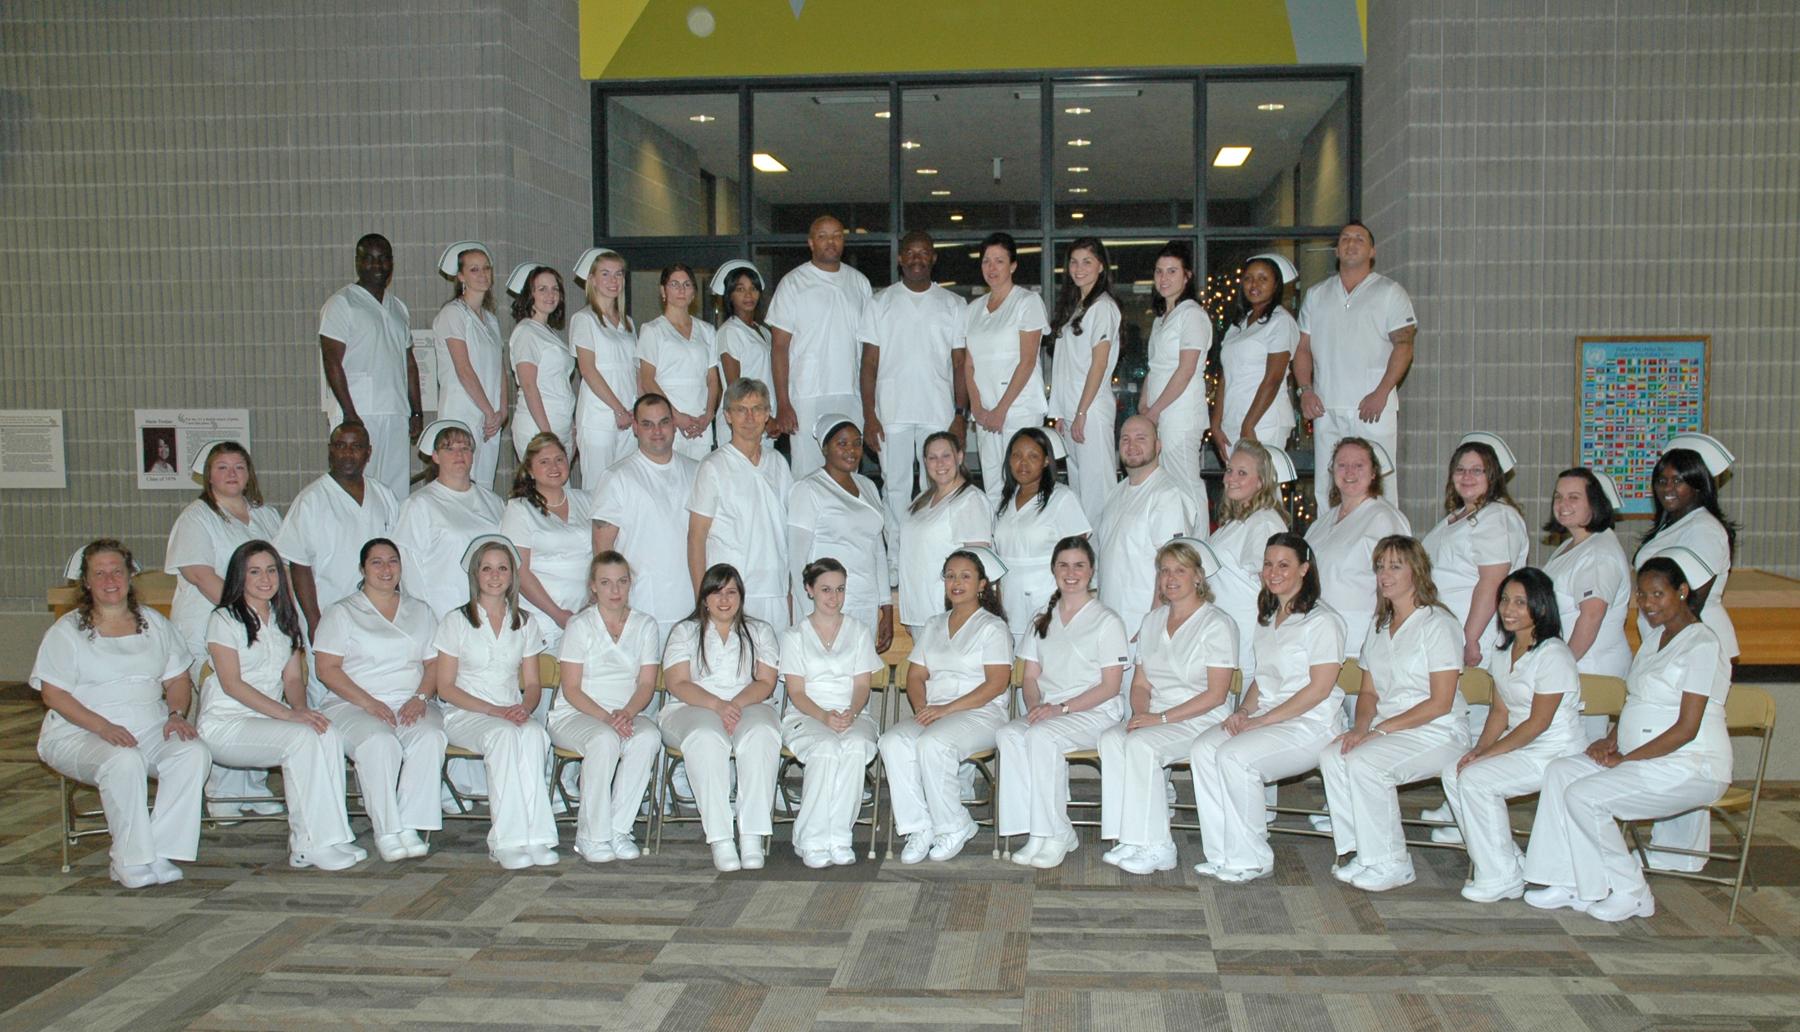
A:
60,776,74,873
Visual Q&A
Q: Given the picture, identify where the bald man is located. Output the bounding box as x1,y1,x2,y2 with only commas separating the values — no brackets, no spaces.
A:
319,234,421,499
767,215,873,477
1094,415,1200,644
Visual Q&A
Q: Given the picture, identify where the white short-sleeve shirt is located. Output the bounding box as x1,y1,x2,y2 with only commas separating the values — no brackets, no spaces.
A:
501,489,598,629
569,307,638,430
557,607,659,711
995,484,1093,637
1296,271,1417,411
434,607,545,709
689,442,793,601
312,590,438,707
393,479,505,619
1217,307,1298,443
1621,622,1731,778
961,288,1050,420
31,609,189,730
1207,508,1290,671
1134,603,1239,713
911,608,1013,709
432,300,505,421
1543,529,1633,678
200,609,298,723
859,282,967,428
663,616,780,701
591,450,701,627
1484,637,1586,755
1634,509,1737,658
636,316,719,420
1359,605,1467,727
318,283,411,419
1047,293,1122,422
509,319,577,441
1305,497,1412,657
788,469,889,620
897,486,994,626
1143,299,1210,432
1421,502,1530,635
1249,603,1347,724
274,474,400,614
779,616,884,712
717,319,776,415
1017,597,1129,706
765,261,873,400
166,499,285,653
1094,467,1197,636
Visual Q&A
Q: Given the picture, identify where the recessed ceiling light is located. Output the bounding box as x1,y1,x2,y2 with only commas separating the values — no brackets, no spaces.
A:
1068,166,1090,173
901,141,921,150
950,214,963,221
1067,138,1091,147
1256,103,1286,111
874,110,891,118
930,189,951,196
1067,187,1088,193
752,153,788,172
1064,106,1091,115
1213,146,1252,167
689,114,716,123
1071,212,1085,219
915,168,938,174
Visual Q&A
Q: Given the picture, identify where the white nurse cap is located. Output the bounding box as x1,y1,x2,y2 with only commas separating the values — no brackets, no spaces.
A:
438,240,490,278
1662,432,1734,477
710,259,764,296
1652,545,1717,587
1459,431,1516,474
1042,428,1067,462
417,418,475,457
188,439,239,477
1264,445,1298,484
64,543,141,581
1247,252,1299,285
572,247,621,284
461,533,520,570
1592,470,1622,509
954,545,1008,582
1365,440,1397,476
1168,536,1224,578
505,262,547,297
811,412,861,449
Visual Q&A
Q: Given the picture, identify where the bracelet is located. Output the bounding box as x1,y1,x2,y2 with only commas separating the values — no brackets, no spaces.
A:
1060,703,1069,715
1160,712,1168,724
1298,384,1314,393
1370,727,1386,736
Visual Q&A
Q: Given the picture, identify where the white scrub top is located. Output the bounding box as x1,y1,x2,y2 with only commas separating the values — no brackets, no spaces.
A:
1207,508,1290,671
393,479,505,619
788,469,889,621
500,488,598,634
663,616,780,701
636,315,719,421
717,319,775,415
166,499,285,657
509,318,576,442
1543,529,1634,678
1295,271,1417,411
569,307,637,431
590,450,700,628
1359,604,1468,728
1247,602,1347,727
1018,597,1129,706
199,609,297,722
556,607,659,711
994,484,1092,637
1134,603,1239,712
897,486,994,627
910,608,1013,709
765,261,873,400
1622,621,1732,778
960,288,1050,421
1484,637,1586,754
1305,497,1412,657
859,281,966,429
1634,509,1737,658
318,282,411,421
1217,307,1298,447
779,616,884,712
689,442,794,602
1094,468,1197,638
31,610,188,732
1047,293,1122,423
1143,299,1210,432
432,300,504,425
312,590,437,708
274,474,400,614
1421,501,1530,643
434,607,545,709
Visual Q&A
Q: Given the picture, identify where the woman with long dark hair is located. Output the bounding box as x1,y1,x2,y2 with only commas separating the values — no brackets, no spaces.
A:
1213,253,1299,453
896,431,993,638
1421,433,1530,666
1542,468,1633,679
1137,241,1208,506
1634,434,1738,661
505,264,575,454
1048,237,1122,522
992,428,1090,644
432,242,506,487
637,263,721,461
960,232,1051,508
501,433,595,649
712,261,778,450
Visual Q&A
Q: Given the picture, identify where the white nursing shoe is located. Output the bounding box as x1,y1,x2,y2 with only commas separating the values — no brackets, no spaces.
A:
111,863,159,889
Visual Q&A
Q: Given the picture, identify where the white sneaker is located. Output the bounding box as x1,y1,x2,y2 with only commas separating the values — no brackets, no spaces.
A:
1308,813,1333,832
1101,842,1137,867
149,859,184,884
711,840,742,872
900,832,932,864
1420,803,1454,823
340,841,369,862
1119,843,1177,875
375,833,410,863
830,846,857,866
292,845,359,871
398,830,430,858
528,845,560,867
799,848,833,869
1460,880,1525,903
1193,860,1222,879
738,834,765,870
1215,864,1275,883
1010,836,1047,866
245,799,287,816
1523,885,1590,912
489,847,533,870
1029,831,1079,870
1265,810,1278,825
575,839,616,863
1350,859,1416,892
1429,825,1465,844
611,834,641,860
1331,857,1367,884
110,863,159,888
928,821,979,861
1587,887,1655,922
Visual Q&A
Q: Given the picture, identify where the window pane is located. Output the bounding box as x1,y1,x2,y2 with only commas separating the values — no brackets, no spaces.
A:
752,90,891,235
607,94,741,237
1052,82,1195,230
901,85,1041,234
1205,79,1350,228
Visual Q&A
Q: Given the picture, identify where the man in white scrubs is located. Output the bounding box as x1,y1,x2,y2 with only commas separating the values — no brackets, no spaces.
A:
277,422,400,639
319,234,422,500
688,379,795,633
592,394,701,646
767,215,872,478
1094,415,1199,643
1293,221,1417,503
858,230,968,520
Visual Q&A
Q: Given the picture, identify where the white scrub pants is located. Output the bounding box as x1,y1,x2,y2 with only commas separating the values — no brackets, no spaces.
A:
975,411,1043,510
548,708,659,851
995,700,1124,839
782,712,878,852
200,715,355,854
442,708,557,851
1057,414,1117,526
1190,718,1337,871
576,424,634,489
38,718,211,868
1318,722,1469,866
513,417,573,459
789,394,861,479
360,413,412,501
321,698,446,838
880,705,1008,837
1439,738,1578,889
1310,406,1399,506
745,595,791,637
1156,423,1206,511
877,423,933,519
657,701,781,844
1522,753,1726,901
1098,710,1228,848
471,426,503,492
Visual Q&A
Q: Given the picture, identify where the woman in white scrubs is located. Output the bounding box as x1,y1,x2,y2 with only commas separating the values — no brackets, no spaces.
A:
34,541,209,887
788,415,893,649
434,536,558,870
313,538,444,862
167,441,284,674
713,261,777,448
659,564,782,873
199,541,360,871
432,242,507,488
505,264,576,453
1439,568,1586,901
780,559,884,868
1190,533,1346,882
1635,434,1738,661
1522,551,1732,922
1321,536,1470,892
1212,253,1298,453
1098,539,1238,875
1138,242,1209,508
502,433,595,650
395,420,505,619
1305,437,1411,658
551,551,660,863
637,263,721,462
879,548,1013,864
1047,237,1122,523
992,428,1091,644
570,248,638,485
1209,441,1294,670
897,431,994,637
1422,433,1530,666
1542,468,1633,679
961,232,1050,509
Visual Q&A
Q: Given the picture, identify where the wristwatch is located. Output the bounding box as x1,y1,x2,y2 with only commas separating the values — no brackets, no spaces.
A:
1059,703,1070,715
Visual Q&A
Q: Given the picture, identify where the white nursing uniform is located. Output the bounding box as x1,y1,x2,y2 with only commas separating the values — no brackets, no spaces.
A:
788,469,889,629
551,607,661,853
1217,307,1299,451
1634,509,1737,658
1142,298,1210,507
166,500,284,670
1523,622,1731,901
780,617,884,853
994,485,1092,641
1441,638,1585,890
636,315,719,461
689,442,794,631
1047,294,1123,523
1099,603,1239,848
1422,502,1530,658
509,318,576,453
714,319,777,446
997,599,1129,839
897,486,993,629
432,300,506,487
569,308,638,484
1296,272,1417,501
879,608,1013,837
765,262,872,478
1191,604,1347,873
500,488,598,648
960,288,1051,508
858,282,966,516
319,283,414,499
393,479,504,619
590,450,700,642
1094,468,1198,643
32,610,209,868
1305,497,1412,656
1544,529,1634,678
313,591,445,838
435,608,556,851
658,617,783,843
275,474,400,616
1208,508,1291,670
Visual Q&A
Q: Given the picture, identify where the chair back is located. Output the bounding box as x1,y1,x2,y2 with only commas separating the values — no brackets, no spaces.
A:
1229,669,1243,696
1457,666,1495,707
1725,684,1776,733
1336,657,1364,694
538,654,561,690
1578,674,1627,718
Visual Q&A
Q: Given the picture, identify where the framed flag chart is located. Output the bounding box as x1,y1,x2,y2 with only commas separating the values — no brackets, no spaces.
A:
1575,336,1710,518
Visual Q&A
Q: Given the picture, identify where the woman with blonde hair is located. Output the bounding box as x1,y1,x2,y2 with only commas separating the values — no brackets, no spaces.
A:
501,433,596,650
1209,440,1294,670
570,248,639,484
432,242,507,487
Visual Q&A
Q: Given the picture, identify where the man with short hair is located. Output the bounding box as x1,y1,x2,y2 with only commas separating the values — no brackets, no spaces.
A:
768,215,873,478
1293,221,1417,503
592,394,701,646
276,422,401,645
319,234,422,499
1093,415,1199,642
687,379,795,633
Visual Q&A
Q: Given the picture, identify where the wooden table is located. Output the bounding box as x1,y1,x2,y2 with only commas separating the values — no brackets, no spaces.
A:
1626,568,1800,665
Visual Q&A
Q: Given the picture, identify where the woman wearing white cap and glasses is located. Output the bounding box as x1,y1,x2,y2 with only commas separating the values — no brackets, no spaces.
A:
570,247,639,485
1212,253,1299,454
992,427,1091,646
1542,468,1634,680
394,420,505,620
713,261,778,451
788,414,893,651
1209,440,1295,671
1635,433,1738,662
1305,436,1411,659
1423,432,1530,668
504,263,576,455
433,242,507,488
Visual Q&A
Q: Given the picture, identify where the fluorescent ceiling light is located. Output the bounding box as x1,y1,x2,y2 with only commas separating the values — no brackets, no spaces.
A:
901,141,921,149
1067,166,1089,173
1067,138,1091,147
1015,87,1142,101
1067,187,1088,193
930,189,951,196
1256,103,1286,111
949,214,963,221
874,110,891,118
915,168,938,174
1064,106,1091,115
752,153,788,172
1213,146,1252,167
1070,212,1084,219
688,114,715,123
